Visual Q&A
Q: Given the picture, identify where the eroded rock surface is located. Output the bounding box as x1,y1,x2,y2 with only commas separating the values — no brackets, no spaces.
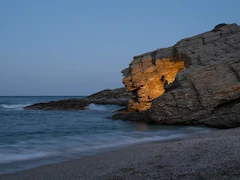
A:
25,88,131,110
118,23,240,128
122,47,185,112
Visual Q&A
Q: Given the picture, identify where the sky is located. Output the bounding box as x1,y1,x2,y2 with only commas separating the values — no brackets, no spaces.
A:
1,0,240,96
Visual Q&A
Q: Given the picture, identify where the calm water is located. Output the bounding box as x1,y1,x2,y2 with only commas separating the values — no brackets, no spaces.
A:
0,96,213,174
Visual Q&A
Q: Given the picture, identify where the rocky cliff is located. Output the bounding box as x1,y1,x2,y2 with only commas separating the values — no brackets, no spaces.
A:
117,23,240,128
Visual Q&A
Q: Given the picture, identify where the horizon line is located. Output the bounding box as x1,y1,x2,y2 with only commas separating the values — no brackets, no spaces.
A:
0,95,87,97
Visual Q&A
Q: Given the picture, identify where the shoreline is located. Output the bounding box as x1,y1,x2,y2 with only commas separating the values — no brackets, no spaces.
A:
1,128,239,180
0,126,213,175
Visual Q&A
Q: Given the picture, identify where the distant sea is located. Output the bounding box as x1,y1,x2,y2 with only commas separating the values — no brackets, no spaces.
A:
0,96,214,174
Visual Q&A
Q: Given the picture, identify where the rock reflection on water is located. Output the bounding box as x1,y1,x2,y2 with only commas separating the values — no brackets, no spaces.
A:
133,123,149,131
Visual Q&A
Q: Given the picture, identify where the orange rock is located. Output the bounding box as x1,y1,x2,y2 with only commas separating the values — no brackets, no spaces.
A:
122,49,185,112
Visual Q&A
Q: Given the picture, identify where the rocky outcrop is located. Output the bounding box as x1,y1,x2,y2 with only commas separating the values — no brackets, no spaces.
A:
122,47,185,112
25,88,131,110
117,23,240,128
84,87,131,106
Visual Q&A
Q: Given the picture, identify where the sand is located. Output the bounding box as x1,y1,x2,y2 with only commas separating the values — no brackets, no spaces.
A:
0,128,240,180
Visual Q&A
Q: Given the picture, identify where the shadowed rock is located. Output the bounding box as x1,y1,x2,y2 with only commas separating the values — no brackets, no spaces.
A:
25,88,131,110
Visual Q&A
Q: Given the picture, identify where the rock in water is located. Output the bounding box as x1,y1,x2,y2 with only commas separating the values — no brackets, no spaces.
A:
25,88,131,110
119,23,240,128
84,88,131,106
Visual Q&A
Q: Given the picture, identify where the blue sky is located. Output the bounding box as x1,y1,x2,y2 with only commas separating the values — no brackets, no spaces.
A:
1,0,240,95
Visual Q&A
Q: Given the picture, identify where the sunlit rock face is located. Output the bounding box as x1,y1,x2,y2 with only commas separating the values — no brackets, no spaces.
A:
122,48,184,112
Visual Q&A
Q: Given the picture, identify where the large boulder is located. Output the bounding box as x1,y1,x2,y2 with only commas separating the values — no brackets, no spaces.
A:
25,87,131,110
118,23,240,128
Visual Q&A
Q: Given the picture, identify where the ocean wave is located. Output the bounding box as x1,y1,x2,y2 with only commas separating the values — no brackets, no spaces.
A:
1,104,31,110
69,134,183,154
69,130,212,154
0,134,189,164
0,127,213,173
86,103,110,111
0,151,53,164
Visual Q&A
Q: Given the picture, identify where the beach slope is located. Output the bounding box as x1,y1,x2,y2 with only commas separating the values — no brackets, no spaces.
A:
0,128,240,180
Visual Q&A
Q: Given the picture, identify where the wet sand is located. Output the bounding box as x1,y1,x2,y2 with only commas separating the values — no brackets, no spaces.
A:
0,128,240,180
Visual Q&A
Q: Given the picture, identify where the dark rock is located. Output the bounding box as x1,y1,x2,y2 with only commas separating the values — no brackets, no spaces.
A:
25,88,131,110
24,99,89,110
84,88,131,106
112,109,153,123
212,23,228,32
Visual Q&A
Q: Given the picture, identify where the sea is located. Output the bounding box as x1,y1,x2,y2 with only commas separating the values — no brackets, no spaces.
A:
0,96,214,174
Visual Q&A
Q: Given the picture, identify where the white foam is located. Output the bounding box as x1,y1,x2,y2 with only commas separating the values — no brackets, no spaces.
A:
1,104,31,110
0,129,213,165
0,151,53,164
86,103,108,111
70,134,183,153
